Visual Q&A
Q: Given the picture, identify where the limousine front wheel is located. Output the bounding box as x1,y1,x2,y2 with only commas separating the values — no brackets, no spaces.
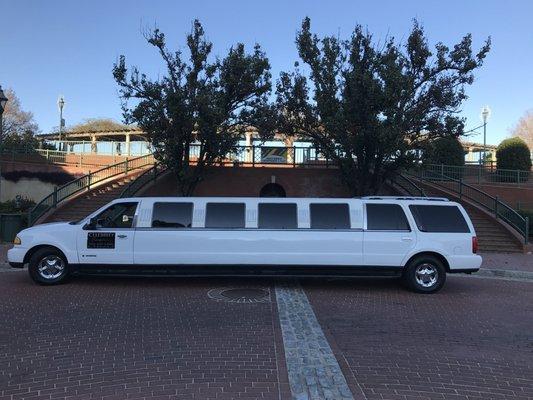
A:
403,255,446,293
28,247,69,285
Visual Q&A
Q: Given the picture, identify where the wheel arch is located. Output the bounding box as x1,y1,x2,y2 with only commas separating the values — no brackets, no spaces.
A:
404,251,450,272
23,245,68,265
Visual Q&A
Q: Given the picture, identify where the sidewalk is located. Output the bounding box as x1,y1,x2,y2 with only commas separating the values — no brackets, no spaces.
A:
0,243,13,271
479,252,533,272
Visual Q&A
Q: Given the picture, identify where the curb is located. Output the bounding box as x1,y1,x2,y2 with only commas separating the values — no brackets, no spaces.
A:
475,268,533,282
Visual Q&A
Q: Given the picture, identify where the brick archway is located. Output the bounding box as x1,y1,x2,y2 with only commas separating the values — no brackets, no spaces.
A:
259,183,286,197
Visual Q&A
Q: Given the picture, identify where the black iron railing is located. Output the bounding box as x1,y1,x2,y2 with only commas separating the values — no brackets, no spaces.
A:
120,163,167,198
28,154,154,225
409,168,529,244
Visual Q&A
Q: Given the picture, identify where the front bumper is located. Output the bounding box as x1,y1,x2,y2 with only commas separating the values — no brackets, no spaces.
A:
7,246,26,265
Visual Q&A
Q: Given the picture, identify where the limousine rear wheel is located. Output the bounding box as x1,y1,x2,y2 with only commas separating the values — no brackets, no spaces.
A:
403,255,446,293
28,247,69,285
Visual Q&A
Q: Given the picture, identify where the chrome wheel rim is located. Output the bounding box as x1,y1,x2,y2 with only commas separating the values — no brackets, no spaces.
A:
415,263,438,288
37,255,65,280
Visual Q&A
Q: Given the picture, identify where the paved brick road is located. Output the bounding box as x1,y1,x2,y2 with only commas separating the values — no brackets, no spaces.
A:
305,277,533,400
0,273,290,400
1,272,532,400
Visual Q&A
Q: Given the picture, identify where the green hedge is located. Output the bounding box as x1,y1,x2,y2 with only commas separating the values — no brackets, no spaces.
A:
496,137,532,171
423,136,466,167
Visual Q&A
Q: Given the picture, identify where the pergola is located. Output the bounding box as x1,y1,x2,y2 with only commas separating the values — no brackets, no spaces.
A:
37,128,497,161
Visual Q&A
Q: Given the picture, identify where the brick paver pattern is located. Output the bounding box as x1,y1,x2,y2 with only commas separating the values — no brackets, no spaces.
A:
0,274,284,399
1,271,533,400
305,276,533,400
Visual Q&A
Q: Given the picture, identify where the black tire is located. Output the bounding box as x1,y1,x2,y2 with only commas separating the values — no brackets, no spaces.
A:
28,247,69,285
402,255,446,294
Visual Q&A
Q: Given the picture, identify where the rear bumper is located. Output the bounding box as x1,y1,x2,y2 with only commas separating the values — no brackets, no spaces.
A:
9,262,24,269
447,254,482,273
448,268,479,274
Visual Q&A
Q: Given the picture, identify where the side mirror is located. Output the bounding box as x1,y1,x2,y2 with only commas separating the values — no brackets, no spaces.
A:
83,217,97,231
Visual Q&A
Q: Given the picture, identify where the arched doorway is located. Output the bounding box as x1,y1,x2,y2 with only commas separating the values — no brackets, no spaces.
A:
259,183,286,197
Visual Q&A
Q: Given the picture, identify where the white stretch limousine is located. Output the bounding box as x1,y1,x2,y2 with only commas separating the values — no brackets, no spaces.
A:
8,196,482,293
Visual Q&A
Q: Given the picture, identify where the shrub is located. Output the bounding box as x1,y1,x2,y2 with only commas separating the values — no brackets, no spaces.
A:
0,197,36,213
496,137,532,171
422,136,465,180
423,136,465,166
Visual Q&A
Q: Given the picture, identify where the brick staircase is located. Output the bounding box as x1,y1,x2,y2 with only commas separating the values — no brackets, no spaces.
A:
419,183,523,253
42,172,143,224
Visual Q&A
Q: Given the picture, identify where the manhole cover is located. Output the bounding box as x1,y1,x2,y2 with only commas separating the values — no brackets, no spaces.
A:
208,288,271,303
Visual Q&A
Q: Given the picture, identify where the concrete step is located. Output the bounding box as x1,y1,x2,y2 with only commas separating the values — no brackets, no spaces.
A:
42,170,148,223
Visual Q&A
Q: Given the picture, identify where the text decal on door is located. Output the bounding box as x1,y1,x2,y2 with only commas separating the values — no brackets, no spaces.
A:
87,232,115,249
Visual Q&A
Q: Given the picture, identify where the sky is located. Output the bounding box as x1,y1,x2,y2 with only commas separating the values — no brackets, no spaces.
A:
1,0,532,146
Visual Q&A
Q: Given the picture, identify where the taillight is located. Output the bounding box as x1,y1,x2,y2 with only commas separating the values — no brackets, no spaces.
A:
472,236,478,254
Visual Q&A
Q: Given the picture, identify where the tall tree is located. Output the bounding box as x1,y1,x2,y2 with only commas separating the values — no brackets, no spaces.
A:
113,20,275,195
0,88,40,149
510,109,533,150
276,18,490,195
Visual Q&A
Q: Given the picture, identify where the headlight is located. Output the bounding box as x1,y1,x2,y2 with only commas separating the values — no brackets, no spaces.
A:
13,236,21,245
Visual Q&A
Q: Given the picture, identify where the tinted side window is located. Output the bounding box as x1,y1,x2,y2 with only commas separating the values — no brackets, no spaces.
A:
366,204,410,231
152,202,193,228
258,203,297,229
310,204,350,229
205,203,245,228
95,202,137,229
409,205,470,233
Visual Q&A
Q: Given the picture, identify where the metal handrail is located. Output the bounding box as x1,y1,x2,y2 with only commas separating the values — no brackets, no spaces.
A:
28,154,154,225
120,163,167,198
409,168,529,244
391,174,426,197
421,163,531,186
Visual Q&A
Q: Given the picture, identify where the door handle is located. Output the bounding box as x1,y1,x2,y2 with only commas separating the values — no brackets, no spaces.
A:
117,234,128,239
401,237,413,241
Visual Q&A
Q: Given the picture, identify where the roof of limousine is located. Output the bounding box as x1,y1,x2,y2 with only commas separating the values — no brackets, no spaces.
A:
117,196,452,203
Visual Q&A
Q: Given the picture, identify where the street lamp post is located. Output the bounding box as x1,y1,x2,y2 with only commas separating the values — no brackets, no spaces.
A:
57,95,65,151
0,85,9,203
481,106,491,166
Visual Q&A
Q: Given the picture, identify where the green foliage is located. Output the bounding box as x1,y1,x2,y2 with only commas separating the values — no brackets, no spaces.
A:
0,88,40,151
423,136,465,166
0,197,35,213
68,118,131,133
113,20,276,195
275,18,490,195
496,137,532,171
